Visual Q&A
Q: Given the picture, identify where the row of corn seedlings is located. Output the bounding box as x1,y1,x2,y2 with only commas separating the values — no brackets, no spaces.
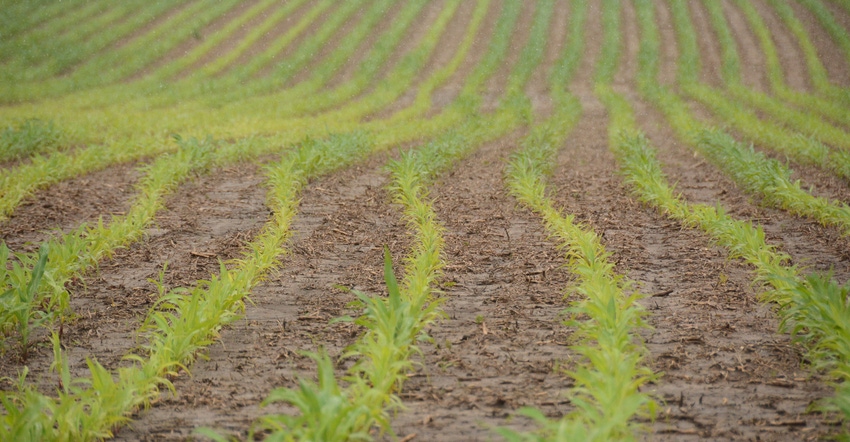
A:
0,64,513,432
766,0,850,105
686,0,850,179
703,1,850,154
252,96,526,442
658,0,850,235
0,0,241,103
727,0,850,127
0,0,493,363
246,1,540,437
0,64,502,434
2,0,174,83
0,3,513,430
0,0,445,221
0,136,258,356
603,93,850,435
500,1,657,440
798,0,850,73
0,118,69,163
0,0,90,49
626,0,850,431
0,130,373,441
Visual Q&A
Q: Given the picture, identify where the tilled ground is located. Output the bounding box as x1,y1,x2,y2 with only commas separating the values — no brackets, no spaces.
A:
1,0,849,441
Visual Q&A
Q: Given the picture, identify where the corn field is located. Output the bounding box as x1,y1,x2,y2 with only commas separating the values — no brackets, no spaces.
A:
1,0,850,440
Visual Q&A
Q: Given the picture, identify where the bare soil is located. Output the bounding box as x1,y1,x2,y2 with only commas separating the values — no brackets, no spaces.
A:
0,162,140,254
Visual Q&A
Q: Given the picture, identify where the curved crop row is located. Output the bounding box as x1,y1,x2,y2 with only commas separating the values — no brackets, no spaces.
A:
729,0,850,127
502,1,656,440
4,0,512,437
629,0,850,432
662,0,850,235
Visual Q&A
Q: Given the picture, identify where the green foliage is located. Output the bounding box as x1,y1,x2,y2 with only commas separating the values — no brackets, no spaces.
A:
649,0,850,235
730,0,850,126
0,244,49,358
0,119,66,162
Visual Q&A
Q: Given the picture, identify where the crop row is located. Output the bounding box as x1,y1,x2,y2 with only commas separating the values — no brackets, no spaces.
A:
630,0,850,428
0,0,454,354
2,0,850,439
0,0,524,438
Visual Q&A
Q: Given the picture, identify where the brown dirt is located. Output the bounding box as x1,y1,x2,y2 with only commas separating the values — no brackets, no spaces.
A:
427,0,503,112
629,94,841,440
620,0,839,438
824,0,850,38
373,0,448,84
3,1,850,440
254,2,339,79
655,0,680,86
525,0,571,116
384,133,577,441
176,0,275,79
0,162,140,254
111,0,197,51
0,162,272,391
688,0,724,87
113,151,407,441
483,1,537,110
287,1,369,86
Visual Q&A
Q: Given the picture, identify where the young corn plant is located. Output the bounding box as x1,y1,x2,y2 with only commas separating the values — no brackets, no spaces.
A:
502,118,657,442
0,245,49,359
253,22,542,429
255,247,440,441
253,106,513,442
0,136,224,349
